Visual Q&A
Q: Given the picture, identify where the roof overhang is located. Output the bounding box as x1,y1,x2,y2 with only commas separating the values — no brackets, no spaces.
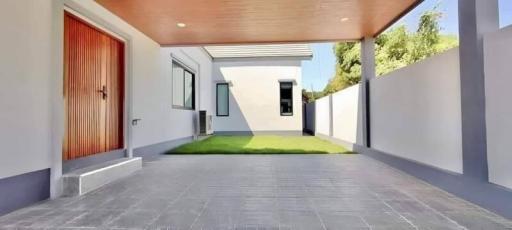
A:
204,44,313,61
95,0,423,46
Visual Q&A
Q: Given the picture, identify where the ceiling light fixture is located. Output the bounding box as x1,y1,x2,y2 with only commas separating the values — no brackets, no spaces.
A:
176,22,187,28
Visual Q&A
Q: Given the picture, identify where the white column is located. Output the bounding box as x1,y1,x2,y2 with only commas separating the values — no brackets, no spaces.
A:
50,0,65,198
458,0,499,181
360,37,375,147
361,37,376,82
328,94,333,137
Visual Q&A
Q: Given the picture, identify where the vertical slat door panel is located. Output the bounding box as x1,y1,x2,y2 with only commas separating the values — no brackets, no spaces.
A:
105,38,124,151
63,13,124,161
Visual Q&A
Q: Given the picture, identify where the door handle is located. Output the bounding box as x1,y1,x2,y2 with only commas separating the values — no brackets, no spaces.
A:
97,86,107,100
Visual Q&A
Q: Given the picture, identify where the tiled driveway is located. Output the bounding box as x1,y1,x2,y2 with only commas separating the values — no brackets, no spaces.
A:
1,154,511,229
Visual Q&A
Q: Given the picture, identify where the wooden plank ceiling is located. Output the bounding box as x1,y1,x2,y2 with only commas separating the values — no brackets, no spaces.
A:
95,0,421,46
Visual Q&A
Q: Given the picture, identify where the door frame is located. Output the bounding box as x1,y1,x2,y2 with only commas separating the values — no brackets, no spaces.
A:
63,9,126,161
50,1,135,197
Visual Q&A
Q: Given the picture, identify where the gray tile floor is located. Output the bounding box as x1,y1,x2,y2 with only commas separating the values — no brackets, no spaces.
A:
1,154,511,230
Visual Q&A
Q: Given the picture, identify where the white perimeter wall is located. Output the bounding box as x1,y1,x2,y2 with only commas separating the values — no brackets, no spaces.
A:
484,25,512,189
0,0,212,180
314,96,331,136
307,83,363,146
370,48,463,173
212,60,302,132
332,84,364,144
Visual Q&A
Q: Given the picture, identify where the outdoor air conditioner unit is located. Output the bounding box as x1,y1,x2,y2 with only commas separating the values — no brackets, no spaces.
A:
199,110,213,135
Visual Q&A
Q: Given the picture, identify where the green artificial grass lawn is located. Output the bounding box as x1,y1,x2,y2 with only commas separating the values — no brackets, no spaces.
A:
168,135,354,154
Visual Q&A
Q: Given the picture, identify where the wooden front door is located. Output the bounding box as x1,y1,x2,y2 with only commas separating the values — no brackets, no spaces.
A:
63,12,124,161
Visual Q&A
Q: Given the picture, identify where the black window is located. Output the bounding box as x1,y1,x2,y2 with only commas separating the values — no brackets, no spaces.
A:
280,82,293,116
172,62,195,110
216,83,229,116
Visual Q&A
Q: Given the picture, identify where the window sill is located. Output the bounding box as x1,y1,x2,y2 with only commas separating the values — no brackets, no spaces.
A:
172,106,195,111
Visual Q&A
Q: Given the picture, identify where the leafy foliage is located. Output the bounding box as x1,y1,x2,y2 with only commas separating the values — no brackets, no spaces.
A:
410,10,443,62
305,8,459,100
302,89,324,103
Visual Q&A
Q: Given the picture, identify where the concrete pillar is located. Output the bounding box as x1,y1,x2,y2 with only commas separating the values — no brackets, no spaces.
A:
458,0,499,181
50,0,65,198
360,37,375,147
328,94,333,137
361,37,376,82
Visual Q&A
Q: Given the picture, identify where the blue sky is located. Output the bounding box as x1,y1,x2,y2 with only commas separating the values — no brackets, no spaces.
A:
302,0,512,91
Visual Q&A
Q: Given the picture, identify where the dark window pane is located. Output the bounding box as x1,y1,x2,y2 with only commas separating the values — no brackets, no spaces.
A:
172,62,195,110
280,82,293,116
217,84,229,116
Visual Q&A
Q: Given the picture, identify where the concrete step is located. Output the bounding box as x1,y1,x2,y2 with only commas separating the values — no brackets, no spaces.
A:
62,157,142,197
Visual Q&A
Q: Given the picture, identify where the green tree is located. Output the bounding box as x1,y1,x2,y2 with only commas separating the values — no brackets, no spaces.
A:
322,7,458,94
376,25,410,75
409,9,442,62
324,42,361,95
302,89,325,102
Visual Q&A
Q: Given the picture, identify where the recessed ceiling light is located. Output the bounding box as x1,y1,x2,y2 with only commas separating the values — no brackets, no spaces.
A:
176,23,187,28
340,18,349,22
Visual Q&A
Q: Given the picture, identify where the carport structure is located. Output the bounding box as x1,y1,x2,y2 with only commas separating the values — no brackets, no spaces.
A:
1,0,512,229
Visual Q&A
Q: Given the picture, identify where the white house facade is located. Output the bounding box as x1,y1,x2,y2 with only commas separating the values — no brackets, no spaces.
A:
207,45,312,135
3,0,512,223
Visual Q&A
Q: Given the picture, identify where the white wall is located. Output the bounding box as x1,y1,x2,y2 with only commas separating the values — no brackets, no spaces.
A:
314,96,331,136
484,25,512,189
332,84,364,144
370,48,463,173
0,0,213,184
0,0,54,179
133,47,212,148
212,60,303,132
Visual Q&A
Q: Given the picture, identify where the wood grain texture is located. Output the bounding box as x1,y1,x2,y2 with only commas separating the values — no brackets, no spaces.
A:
63,12,124,161
94,0,421,45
